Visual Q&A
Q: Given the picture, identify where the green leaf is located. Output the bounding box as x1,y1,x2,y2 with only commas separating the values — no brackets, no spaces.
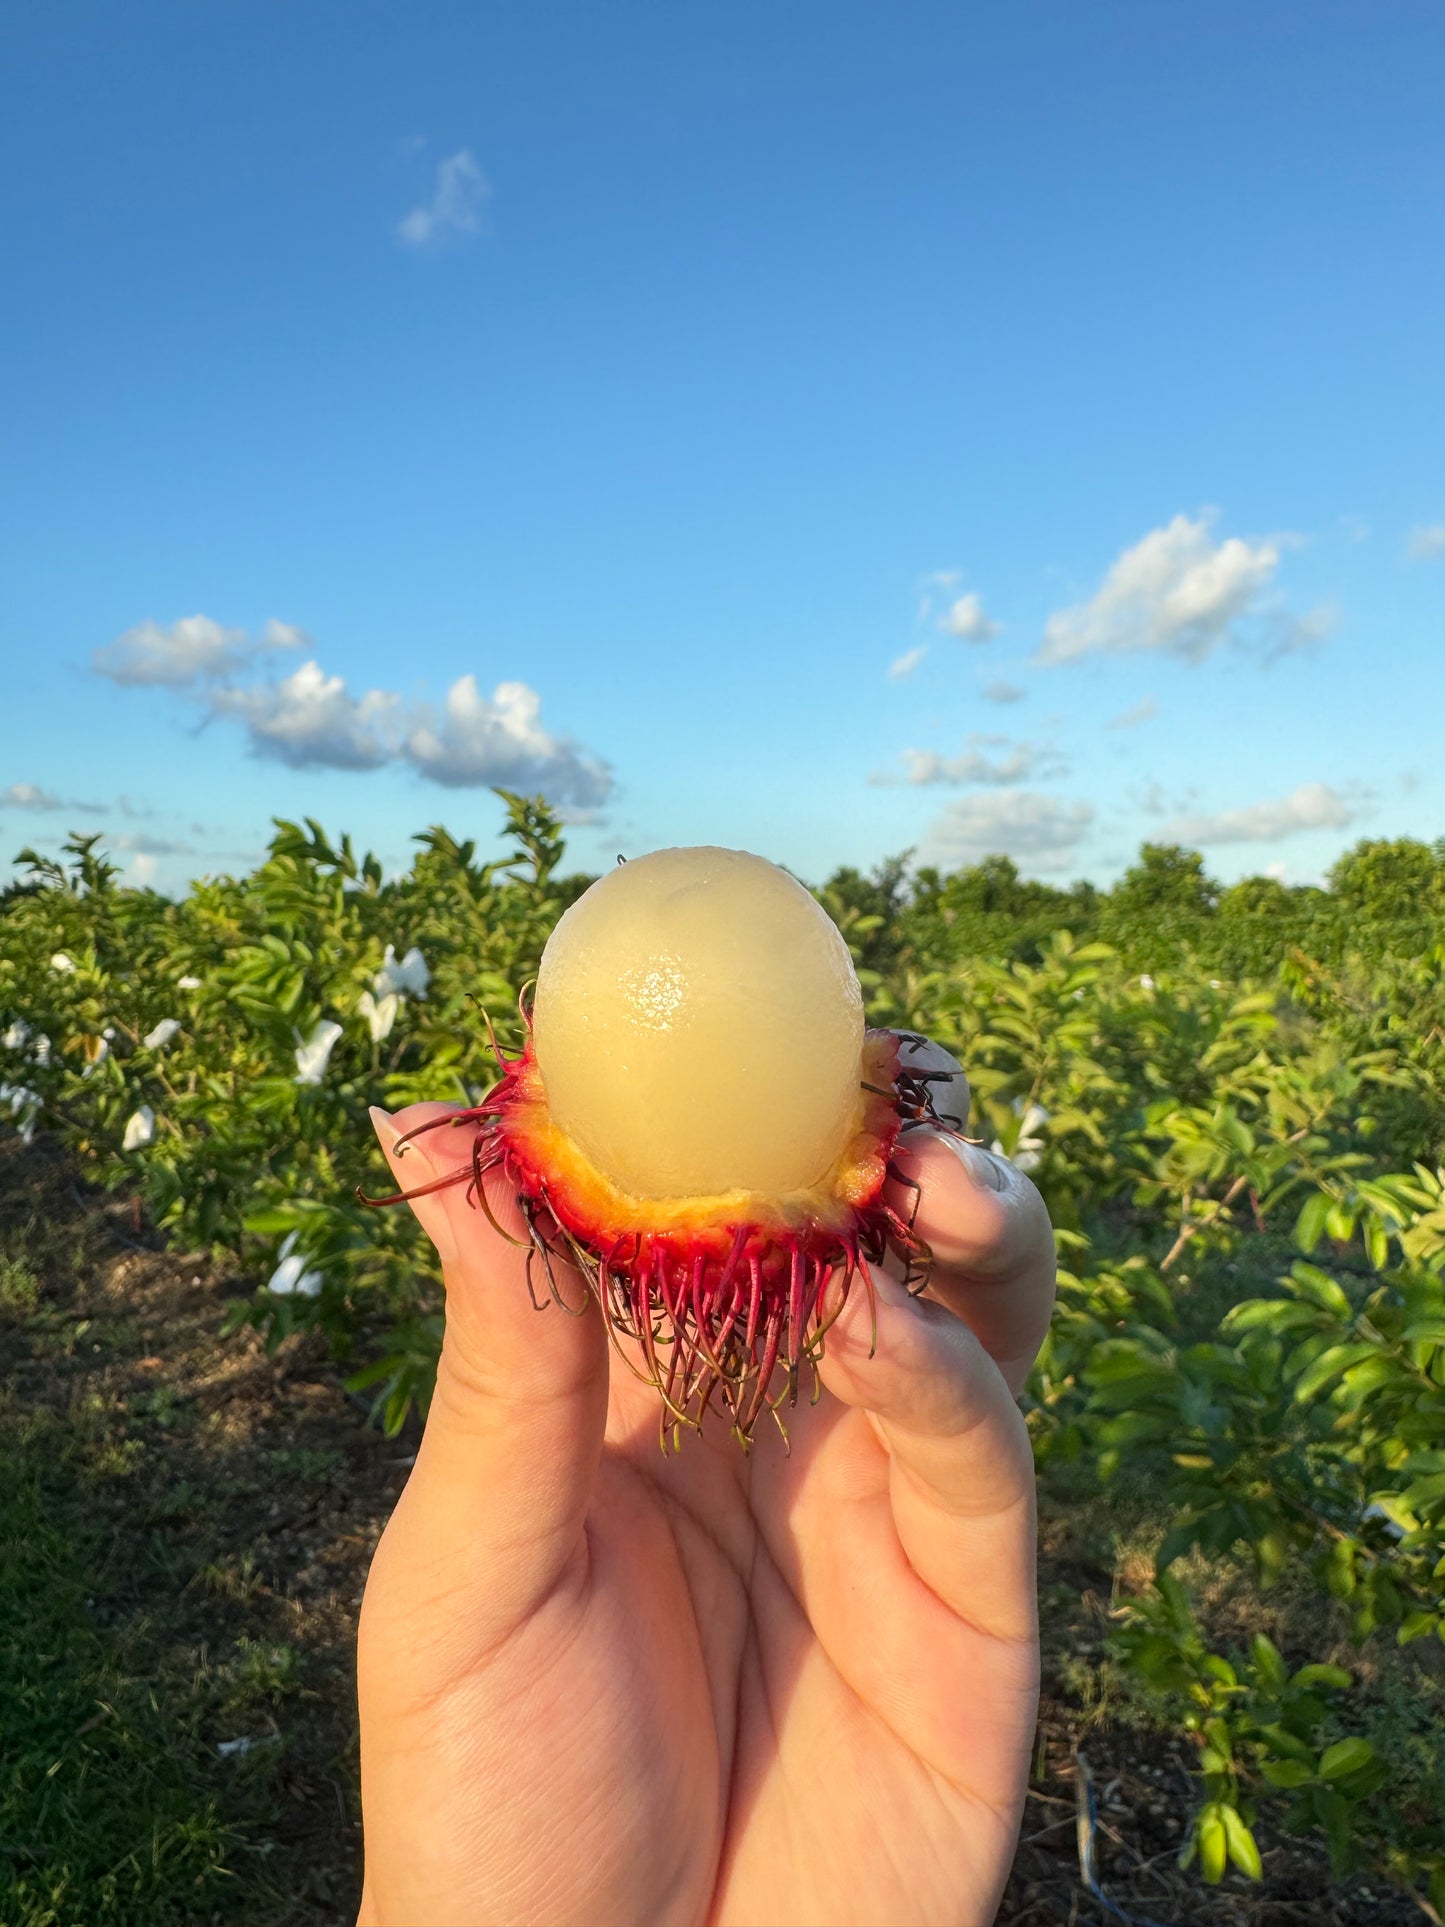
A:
1290,1662,1353,1691
1197,1804,1227,1884
1292,1340,1379,1403
1221,1806,1263,1880
1259,1758,1314,1788
1318,1737,1374,1783
1294,1189,1332,1253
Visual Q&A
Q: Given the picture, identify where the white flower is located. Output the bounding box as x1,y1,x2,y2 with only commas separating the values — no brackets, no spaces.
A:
33,1034,51,1066
1208,978,1222,989
122,1105,156,1150
994,1100,1048,1174
294,1019,343,1085
376,944,429,1000
1138,973,1155,991
267,1230,324,1298
177,974,202,991
1361,1501,1405,1542
357,989,399,1043
3,1020,29,1050
143,1018,181,1049
50,952,76,974
2,1083,41,1145
81,1036,111,1078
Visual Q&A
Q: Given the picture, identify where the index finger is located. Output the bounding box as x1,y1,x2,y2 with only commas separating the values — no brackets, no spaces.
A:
886,1128,1056,1394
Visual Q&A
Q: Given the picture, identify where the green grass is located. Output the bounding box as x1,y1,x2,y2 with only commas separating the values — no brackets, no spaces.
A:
0,1396,302,1927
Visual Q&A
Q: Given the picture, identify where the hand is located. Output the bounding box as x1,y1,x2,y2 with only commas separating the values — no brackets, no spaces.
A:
355,1035,1056,1927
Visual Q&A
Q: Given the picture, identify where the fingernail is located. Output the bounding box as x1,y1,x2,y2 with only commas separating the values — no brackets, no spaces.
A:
944,1137,1008,1193
370,1104,425,1169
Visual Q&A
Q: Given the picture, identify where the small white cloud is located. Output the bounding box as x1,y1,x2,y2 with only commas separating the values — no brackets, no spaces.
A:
888,645,928,680
981,679,1025,705
92,614,304,688
1107,696,1159,730
940,592,1002,642
1,780,106,814
397,149,489,247
874,733,1063,788
920,791,1095,872
208,661,401,771
112,832,194,855
1041,514,1291,665
1407,523,1445,560
404,676,611,807
129,853,159,887
1164,780,1365,847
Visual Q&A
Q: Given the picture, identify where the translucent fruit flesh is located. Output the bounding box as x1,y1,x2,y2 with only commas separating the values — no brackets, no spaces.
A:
531,846,865,1201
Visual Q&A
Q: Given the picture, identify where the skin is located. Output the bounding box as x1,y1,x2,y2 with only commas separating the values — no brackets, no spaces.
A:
355,1034,1057,1927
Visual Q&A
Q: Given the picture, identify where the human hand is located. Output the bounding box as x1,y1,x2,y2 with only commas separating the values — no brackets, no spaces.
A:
355,1033,1056,1927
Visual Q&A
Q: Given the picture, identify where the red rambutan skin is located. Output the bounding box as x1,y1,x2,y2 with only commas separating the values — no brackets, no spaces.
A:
360,1022,957,1448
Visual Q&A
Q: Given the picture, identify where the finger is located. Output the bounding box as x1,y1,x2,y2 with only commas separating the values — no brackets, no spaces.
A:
892,1029,970,1133
887,1127,1056,1395
361,1104,608,1687
817,1257,1037,1648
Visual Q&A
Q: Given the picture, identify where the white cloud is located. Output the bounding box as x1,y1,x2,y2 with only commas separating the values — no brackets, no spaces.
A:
95,623,614,809
981,679,1025,705
888,645,927,680
1,781,105,813
941,591,1002,642
1107,696,1159,730
397,149,489,247
873,732,1063,788
1407,523,1445,560
404,676,611,807
111,831,195,855
129,854,159,887
207,661,401,770
920,791,1095,873
1163,780,1364,847
92,613,304,688
1040,514,1300,665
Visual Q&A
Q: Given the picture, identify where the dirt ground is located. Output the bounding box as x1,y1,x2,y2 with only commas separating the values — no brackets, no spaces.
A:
0,1134,1414,1926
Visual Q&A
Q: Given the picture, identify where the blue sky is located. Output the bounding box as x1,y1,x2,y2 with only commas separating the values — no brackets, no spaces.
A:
3,0,1442,897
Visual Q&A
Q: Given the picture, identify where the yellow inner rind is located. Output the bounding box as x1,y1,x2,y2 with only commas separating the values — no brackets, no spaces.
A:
500,1032,901,1247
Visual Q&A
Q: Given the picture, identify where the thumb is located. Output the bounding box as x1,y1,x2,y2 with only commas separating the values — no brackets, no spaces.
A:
361,1103,609,1685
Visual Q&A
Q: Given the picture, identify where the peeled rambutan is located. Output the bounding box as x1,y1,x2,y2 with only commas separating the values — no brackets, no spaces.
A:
361,846,959,1447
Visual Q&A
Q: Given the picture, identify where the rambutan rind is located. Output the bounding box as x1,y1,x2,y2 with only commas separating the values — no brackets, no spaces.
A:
361,1021,954,1449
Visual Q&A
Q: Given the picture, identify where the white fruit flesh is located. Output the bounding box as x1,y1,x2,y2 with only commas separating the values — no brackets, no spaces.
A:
532,846,865,1200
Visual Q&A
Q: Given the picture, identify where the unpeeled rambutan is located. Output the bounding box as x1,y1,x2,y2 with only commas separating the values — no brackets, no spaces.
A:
361,846,958,1448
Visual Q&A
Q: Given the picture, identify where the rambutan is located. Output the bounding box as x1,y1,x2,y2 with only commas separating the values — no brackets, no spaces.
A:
361,846,959,1447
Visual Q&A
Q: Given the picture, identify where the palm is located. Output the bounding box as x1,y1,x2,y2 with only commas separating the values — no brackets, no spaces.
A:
361,1346,1035,1927
357,1087,1052,1927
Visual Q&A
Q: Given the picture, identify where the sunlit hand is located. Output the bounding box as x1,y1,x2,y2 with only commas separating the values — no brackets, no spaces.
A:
355,1035,1055,1927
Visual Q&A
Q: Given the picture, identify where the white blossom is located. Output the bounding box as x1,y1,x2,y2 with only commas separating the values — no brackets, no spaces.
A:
2,1083,41,1145
994,1100,1049,1174
267,1230,323,1298
1360,1501,1405,1542
50,952,76,974
122,1105,156,1150
81,1036,111,1078
294,1019,343,1085
1208,978,1223,989
376,944,429,1000
357,989,399,1043
1138,973,1155,991
143,1018,181,1049
3,1020,29,1050
33,1034,51,1066
177,974,202,991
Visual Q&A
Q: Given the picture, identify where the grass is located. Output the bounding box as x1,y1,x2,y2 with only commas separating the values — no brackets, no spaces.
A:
0,1140,396,1927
